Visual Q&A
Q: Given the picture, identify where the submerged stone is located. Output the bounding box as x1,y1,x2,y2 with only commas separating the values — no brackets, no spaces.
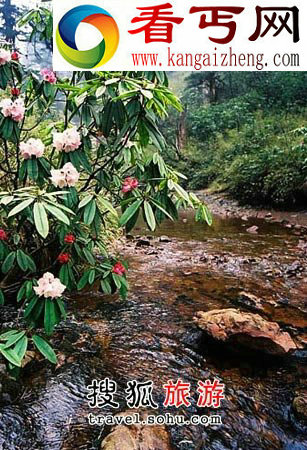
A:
100,410,171,450
194,309,297,356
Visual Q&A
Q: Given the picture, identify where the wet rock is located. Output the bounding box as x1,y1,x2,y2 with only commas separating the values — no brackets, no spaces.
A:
159,236,172,243
100,410,171,450
146,250,158,256
194,309,297,356
286,261,304,277
136,239,151,247
292,395,307,423
246,226,259,234
0,368,22,405
236,291,266,312
297,241,307,256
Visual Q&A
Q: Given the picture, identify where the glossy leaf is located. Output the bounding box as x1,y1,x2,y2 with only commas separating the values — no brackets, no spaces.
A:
32,335,57,364
33,203,49,238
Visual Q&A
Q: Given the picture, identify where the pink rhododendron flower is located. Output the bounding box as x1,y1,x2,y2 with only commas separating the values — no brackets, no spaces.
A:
0,49,11,65
112,262,126,276
34,272,66,299
41,68,57,84
53,127,81,153
122,177,139,193
10,98,25,122
0,99,13,117
50,162,80,188
0,98,25,122
20,138,45,159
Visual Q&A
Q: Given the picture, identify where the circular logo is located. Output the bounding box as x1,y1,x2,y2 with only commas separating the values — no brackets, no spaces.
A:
56,5,119,69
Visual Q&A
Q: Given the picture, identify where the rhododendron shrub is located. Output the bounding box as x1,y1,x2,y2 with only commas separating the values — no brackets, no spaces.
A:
0,47,211,369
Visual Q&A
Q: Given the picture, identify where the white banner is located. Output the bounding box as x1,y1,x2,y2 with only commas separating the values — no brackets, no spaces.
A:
53,0,306,71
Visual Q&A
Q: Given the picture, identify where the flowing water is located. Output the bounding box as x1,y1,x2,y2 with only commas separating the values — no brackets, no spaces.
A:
0,211,306,449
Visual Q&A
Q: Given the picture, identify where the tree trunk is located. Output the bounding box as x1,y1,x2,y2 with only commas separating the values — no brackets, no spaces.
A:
176,106,187,154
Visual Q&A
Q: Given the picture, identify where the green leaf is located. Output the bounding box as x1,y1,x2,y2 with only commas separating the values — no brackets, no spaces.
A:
99,198,117,217
144,201,156,231
78,194,93,209
112,273,122,289
100,279,112,294
0,289,4,306
1,118,14,140
0,330,20,340
32,335,57,364
150,198,174,222
24,254,36,273
8,198,34,217
0,195,14,206
59,264,69,286
125,208,140,233
44,199,75,215
17,282,27,302
17,249,29,272
3,331,25,349
77,150,92,174
83,248,95,265
29,300,44,324
173,183,190,203
27,158,38,181
25,280,33,298
83,199,96,225
56,299,67,320
24,296,39,318
144,118,165,151
77,270,90,290
33,202,49,238
15,336,28,361
44,298,57,335
2,251,16,274
201,204,213,226
88,269,96,284
0,348,21,367
119,199,143,227
43,202,70,225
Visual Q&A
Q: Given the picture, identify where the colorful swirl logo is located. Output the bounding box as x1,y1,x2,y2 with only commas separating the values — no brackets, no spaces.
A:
56,5,119,69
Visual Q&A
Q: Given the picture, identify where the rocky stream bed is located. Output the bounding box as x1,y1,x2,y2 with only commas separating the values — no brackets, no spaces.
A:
0,196,306,450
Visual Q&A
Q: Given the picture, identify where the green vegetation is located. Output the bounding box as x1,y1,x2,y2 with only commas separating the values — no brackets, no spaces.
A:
164,72,307,207
0,48,212,371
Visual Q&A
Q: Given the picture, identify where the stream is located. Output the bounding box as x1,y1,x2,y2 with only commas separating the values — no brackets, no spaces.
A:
0,210,306,449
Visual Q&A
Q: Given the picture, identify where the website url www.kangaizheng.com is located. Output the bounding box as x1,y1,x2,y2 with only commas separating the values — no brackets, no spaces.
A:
88,412,222,427
131,47,300,71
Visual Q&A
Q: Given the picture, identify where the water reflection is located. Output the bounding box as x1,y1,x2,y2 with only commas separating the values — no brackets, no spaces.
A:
0,0,51,69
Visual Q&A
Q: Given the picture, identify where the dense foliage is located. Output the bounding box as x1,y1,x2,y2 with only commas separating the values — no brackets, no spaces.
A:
164,72,307,207
0,48,211,371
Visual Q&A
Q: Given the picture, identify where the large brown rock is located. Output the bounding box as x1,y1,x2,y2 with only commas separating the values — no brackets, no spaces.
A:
101,410,171,450
194,309,297,355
